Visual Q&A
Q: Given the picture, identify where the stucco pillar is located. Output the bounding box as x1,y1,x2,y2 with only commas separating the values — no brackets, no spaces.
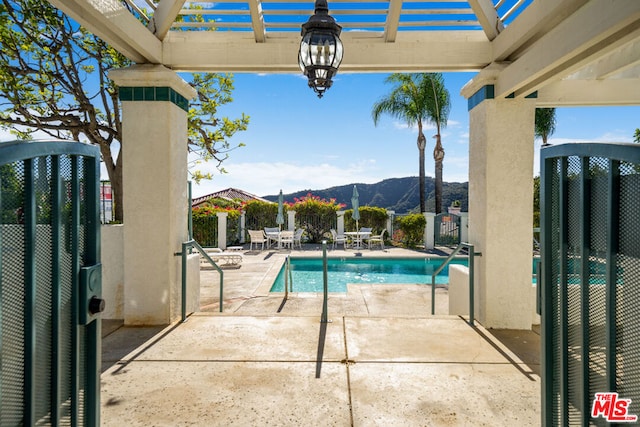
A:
287,210,296,231
109,65,197,325
424,213,435,250
386,210,395,239
459,212,469,243
217,212,228,250
464,87,535,329
337,211,345,235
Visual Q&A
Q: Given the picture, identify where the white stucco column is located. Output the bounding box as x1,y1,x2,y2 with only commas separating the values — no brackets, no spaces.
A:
386,210,395,239
463,85,535,329
337,211,345,235
459,212,469,243
109,65,197,325
287,210,296,231
217,211,228,250
424,213,435,250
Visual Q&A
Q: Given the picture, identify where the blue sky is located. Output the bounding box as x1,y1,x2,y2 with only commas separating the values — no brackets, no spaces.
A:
1,69,637,200
190,72,640,198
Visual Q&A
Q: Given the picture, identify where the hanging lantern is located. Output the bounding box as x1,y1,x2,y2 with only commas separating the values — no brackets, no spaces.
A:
298,0,343,98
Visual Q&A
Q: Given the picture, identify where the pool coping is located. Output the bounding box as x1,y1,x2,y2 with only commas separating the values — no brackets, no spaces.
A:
258,254,469,296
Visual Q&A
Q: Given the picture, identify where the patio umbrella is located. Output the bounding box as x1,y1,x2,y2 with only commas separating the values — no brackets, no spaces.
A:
351,185,360,231
276,189,285,230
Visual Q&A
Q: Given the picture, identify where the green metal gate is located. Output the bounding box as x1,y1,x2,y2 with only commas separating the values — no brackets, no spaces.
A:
1,140,103,426
541,143,640,426
434,213,461,246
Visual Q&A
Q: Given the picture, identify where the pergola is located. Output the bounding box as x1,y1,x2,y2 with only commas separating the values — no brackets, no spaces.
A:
47,0,640,328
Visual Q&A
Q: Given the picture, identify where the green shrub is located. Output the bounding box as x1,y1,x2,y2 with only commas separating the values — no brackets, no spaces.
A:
344,206,388,234
243,200,278,233
397,213,426,248
192,205,242,246
292,193,345,243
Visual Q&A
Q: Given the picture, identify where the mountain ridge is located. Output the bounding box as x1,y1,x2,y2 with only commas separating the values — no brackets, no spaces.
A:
263,176,468,214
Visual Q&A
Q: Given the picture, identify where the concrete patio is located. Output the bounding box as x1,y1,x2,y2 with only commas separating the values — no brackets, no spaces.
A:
101,245,541,426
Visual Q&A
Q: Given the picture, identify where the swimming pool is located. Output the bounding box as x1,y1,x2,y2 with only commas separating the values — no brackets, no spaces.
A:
270,257,469,293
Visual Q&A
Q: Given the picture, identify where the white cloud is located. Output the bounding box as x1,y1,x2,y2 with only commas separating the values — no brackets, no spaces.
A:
189,158,402,197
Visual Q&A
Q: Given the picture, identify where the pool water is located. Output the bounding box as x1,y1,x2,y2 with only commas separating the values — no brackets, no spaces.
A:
270,257,469,293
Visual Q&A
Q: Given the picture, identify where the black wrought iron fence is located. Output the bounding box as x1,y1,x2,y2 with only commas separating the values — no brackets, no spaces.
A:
295,213,336,243
227,214,241,245
192,216,218,247
392,213,408,244
434,213,461,246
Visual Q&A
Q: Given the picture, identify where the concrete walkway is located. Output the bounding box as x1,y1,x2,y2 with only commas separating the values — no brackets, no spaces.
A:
101,245,541,426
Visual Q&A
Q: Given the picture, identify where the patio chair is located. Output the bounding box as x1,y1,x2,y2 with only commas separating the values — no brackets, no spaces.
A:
330,229,348,250
264,227,280,248
279,230,294,249
359,227,373,249
248,229,267,251
367,229,386,250
293,228,304,249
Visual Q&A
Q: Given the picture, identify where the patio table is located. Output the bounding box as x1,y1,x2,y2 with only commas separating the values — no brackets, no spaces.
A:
265,231,294,249
344,231,371,250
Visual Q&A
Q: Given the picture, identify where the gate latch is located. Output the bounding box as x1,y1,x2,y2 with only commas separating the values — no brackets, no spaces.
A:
80,263,105,325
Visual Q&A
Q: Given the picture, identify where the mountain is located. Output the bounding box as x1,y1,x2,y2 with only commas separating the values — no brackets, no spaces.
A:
264,177,468,214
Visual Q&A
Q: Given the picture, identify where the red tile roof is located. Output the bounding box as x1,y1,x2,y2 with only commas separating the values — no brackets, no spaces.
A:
192,188,271,207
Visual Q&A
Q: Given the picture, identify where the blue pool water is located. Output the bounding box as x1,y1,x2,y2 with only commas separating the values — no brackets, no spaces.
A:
270,257,469,293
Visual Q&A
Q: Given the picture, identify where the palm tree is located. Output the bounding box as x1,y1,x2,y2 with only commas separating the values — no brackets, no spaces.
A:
371,73,450,213
634,128,640,143
535,108,557,146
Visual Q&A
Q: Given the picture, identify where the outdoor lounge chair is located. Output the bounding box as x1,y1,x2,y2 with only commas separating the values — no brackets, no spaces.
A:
200,248,244,267
248,229,267,251
367,229,386,250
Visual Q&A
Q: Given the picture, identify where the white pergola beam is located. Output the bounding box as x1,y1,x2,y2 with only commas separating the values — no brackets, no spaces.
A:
162,31,491,72
492,0,589,61
48,0,162,63
570,39,640,80
149,0,187,40
467,0,502,41
384,0,403,43
536,79,640,106
248,0,266,43
495,0,640,98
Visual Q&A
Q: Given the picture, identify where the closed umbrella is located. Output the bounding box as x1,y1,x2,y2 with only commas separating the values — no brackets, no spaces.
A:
351,185,360,232
276,189,285,230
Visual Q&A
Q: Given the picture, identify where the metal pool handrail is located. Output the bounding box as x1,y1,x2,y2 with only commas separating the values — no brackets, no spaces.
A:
321,241,329,323
176,239,224,321
284,255,293,299
430,242,481,326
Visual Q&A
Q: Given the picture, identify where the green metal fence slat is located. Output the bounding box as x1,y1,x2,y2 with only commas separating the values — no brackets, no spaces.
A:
559,156,569,427
51,155,62,425
71,155,81,426
579,156,590,425
85,155,102,427
606,159,620,393
541,153,554,427
0,153,3,415
24,158,37,426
